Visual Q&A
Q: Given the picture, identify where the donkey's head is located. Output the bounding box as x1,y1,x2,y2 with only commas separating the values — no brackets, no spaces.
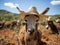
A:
24,14,39,35
16,6,50,35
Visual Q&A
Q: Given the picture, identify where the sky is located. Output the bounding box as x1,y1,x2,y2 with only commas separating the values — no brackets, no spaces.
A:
0,0,60,15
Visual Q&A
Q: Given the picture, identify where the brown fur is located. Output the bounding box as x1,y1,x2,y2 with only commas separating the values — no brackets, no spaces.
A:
19,25,46,45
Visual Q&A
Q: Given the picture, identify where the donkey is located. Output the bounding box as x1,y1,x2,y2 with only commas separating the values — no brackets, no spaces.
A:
4,21,12,29
16,6,50,45
19,14,45,45
46,17,59,34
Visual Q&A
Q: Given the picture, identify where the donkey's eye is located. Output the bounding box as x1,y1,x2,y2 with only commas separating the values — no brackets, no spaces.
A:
25,19,27,22
36,20,38,22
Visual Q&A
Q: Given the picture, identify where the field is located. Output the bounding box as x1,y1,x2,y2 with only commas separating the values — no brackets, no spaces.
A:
0,10,60,45
0,26,60,45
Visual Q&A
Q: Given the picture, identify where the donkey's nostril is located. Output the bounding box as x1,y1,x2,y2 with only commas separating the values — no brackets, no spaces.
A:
28,28,31,32
28,28,34,32
27,28,35,35
32,29,34,32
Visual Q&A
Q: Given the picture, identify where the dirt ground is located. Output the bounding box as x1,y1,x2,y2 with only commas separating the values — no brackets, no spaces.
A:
0,28,60,45
41,30,60,45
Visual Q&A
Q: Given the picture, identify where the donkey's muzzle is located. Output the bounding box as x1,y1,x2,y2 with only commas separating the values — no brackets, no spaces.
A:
27,28,35,35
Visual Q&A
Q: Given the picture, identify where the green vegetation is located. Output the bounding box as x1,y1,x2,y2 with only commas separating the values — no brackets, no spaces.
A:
48,14,60,22
0,9,60,21
0,9,20,21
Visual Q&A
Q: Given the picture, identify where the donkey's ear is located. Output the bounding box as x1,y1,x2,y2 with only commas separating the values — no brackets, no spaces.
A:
16,7,25,13
16,7,27,19
38,7,50,19
40,7,50,15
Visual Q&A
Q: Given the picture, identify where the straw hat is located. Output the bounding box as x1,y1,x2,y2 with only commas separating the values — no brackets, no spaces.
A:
20,6,39,20
27,6,39,14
